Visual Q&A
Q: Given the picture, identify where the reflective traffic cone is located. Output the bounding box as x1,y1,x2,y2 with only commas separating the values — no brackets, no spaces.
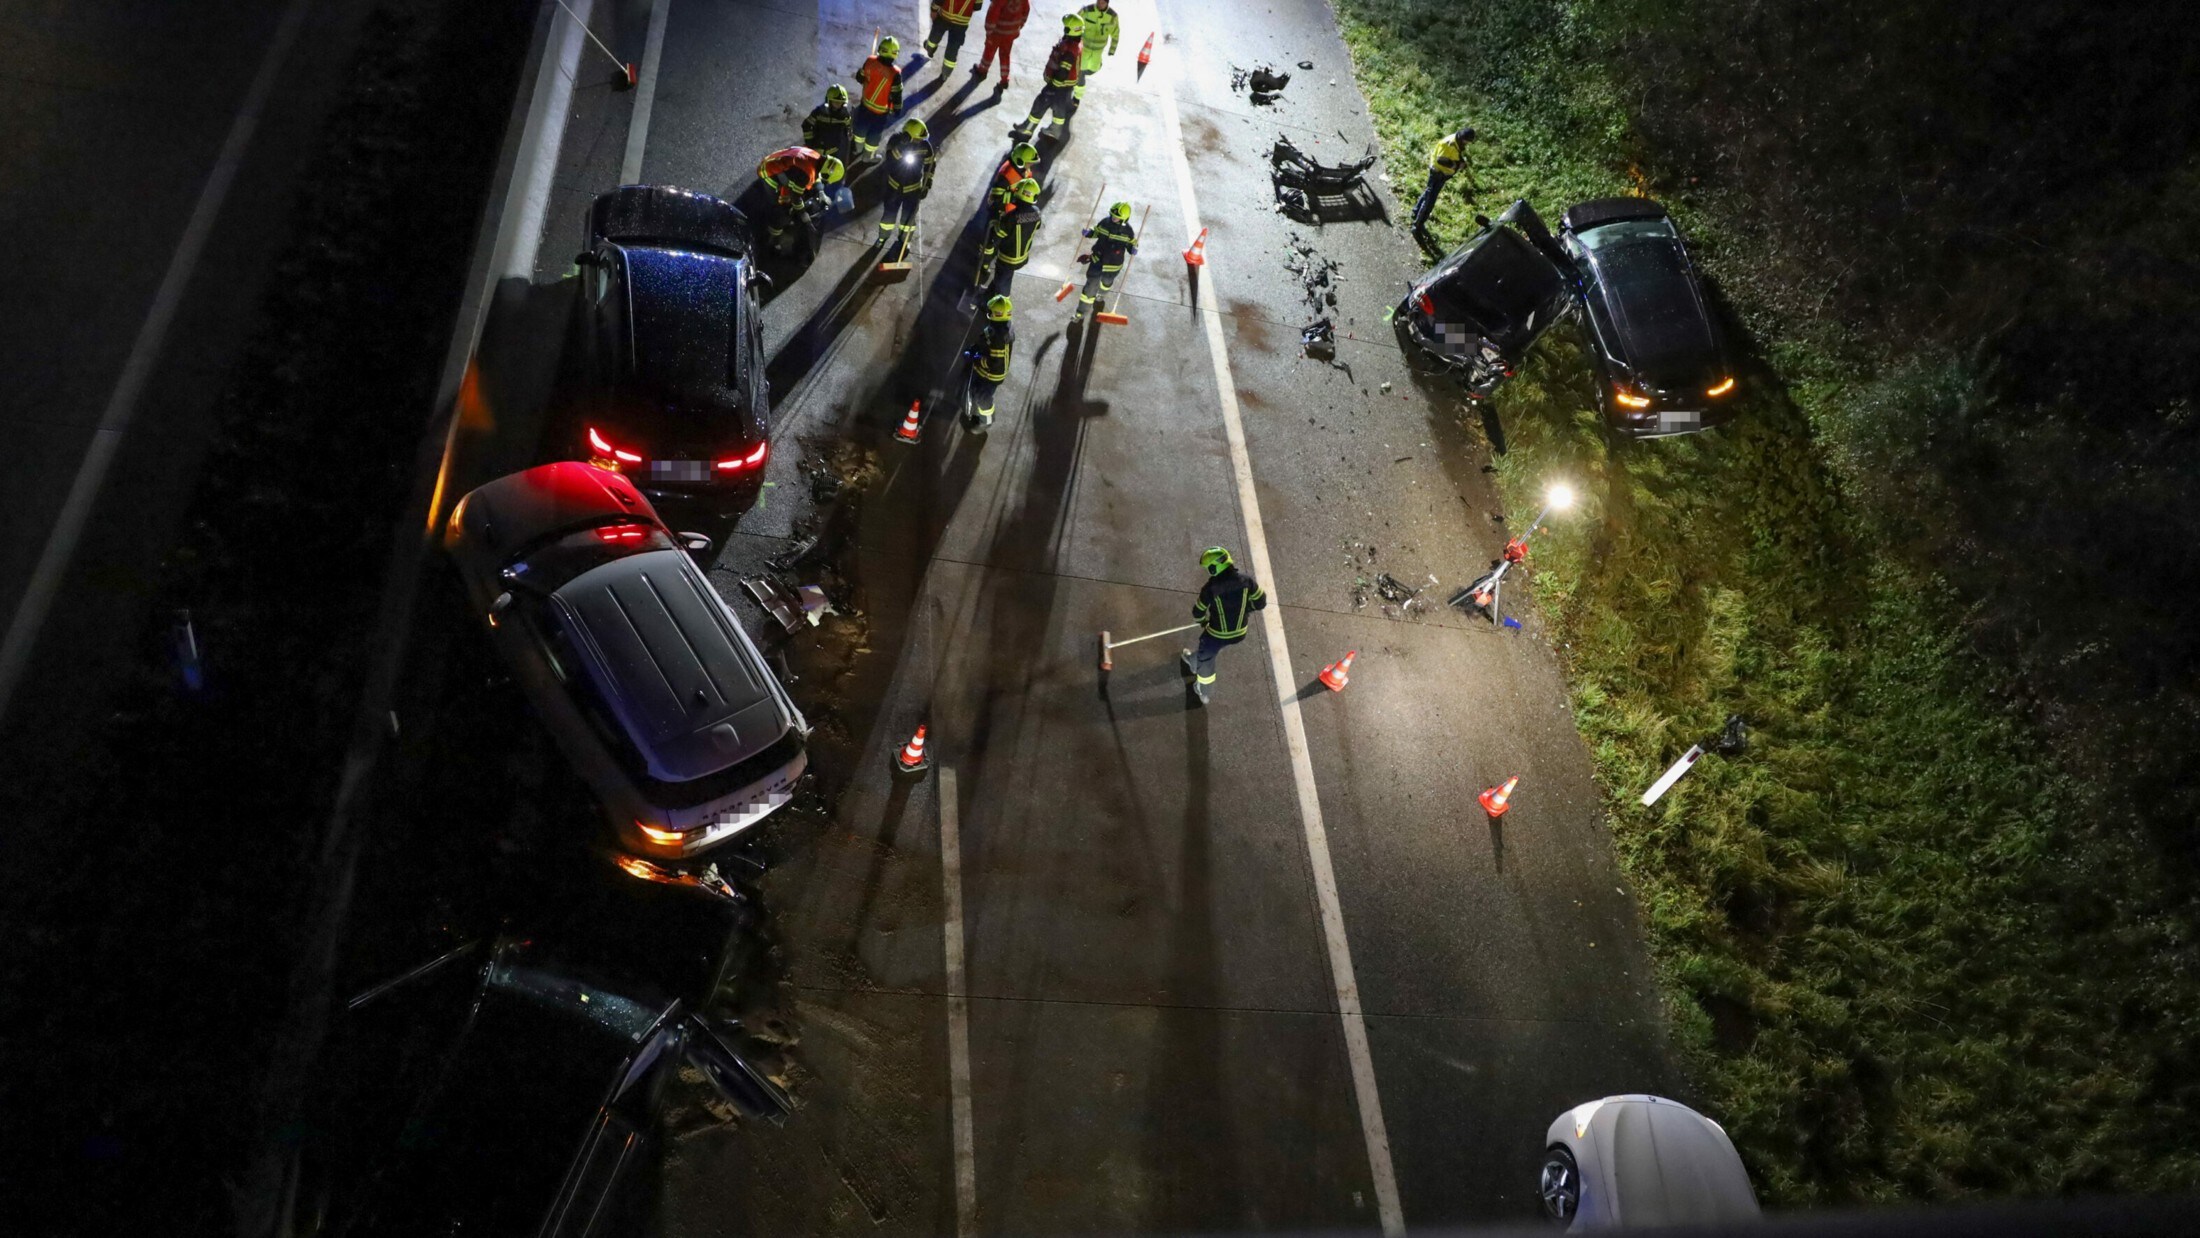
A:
895,724,931,774
894,399,922,444
1137,32,1154,69
1318,650,1357,691
1182,227,1207,268
1478,775,1520,818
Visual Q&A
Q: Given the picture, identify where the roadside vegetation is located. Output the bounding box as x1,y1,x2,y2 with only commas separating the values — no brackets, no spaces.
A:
1335,0,2200,1206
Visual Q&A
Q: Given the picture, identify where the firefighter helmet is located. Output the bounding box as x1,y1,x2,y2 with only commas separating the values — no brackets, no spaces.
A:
1014,178,1041,204
825,83,849,106
1009,142,1038,168
1063,14,1085,36
1110,201,1132,221
877,35,901,58
1200,547,1234,576
821,155,846,184
987,294,1013,321
903,117,929,140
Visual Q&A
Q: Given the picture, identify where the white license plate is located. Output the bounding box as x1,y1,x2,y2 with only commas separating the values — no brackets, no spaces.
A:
1657,412,1702,431
645,459,711,482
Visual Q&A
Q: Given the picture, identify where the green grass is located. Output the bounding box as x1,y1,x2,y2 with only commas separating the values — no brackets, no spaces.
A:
1335,0,2200,1206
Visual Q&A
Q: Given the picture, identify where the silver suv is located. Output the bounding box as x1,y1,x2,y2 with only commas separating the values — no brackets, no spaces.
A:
445,462,808,858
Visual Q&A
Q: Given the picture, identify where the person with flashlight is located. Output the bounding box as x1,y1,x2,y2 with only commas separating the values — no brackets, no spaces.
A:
878,118,937,254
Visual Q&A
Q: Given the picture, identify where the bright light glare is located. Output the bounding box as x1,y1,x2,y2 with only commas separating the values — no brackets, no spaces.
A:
1545,482,1576,511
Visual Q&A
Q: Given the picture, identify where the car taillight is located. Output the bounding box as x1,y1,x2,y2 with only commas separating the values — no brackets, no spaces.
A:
1614,388,1652,409
636,821,690,846
716,440,770,472
588,426,644,466
594,522,651,544
1706,377,1736,397
1415,290,1434,317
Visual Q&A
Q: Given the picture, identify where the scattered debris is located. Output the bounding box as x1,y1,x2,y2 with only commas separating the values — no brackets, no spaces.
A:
1715,713,1750,756
1283,233,1343,317
1301,317,1336,359
1342,540,1438,620
768,528,820,572
1502,615,1523,632
1271,137,1378,220
798,585,831,626
1297,59,1315,70
743,576,802,632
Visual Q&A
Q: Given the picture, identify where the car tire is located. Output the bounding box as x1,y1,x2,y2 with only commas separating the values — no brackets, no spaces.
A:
1539,1144,1582,1227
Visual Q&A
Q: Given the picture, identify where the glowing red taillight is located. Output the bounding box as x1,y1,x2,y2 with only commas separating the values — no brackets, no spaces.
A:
716,440,770,472
593,523,650,544
588,426,643,464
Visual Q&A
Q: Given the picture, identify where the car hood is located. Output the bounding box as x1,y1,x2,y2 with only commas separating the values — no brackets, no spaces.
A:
1551,1095,1760,1227
622,247,749,413
553,552,786,784
1580,237,1722,390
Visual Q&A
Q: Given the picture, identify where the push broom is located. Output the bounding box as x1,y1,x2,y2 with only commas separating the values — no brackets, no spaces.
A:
1097,621,1200,671
1093,204,1152,326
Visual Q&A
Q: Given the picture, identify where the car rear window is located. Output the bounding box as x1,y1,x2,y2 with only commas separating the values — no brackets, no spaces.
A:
593,187,749,258
510,522,677,593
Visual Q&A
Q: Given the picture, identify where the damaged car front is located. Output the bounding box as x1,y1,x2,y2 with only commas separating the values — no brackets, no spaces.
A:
1396,200,1574,400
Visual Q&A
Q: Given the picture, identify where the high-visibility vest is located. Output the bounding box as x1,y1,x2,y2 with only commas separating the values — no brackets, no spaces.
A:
1428,134,1467,177
1044,37,1081,87
1076,4,1120,63
883,136,935,191
757,146,822,199
1087,215,1135,266
858,56,900,113
974,320,1013,382
1194,569,1266,639
989,160,1033,206
932,0,980,26
985,206,1040,266
803,104,853,160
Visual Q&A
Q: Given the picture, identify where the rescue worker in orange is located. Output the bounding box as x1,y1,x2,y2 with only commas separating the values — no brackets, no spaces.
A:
755,145,845,253
853,36,906,162
1012,14,1083,142
974,0,1030,88
921,0,982,73
987,141,1040,212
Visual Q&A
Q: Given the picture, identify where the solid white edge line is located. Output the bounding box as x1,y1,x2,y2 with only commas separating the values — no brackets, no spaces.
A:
497,0,593,280
1149,14,1407,1235
940,766,979,1238
0,0,320,723
618,0,670,184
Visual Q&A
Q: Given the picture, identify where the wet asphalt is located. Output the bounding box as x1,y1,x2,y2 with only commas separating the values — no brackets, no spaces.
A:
450,0,1681,1232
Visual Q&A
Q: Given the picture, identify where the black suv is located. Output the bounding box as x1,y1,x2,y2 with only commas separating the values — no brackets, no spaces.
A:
1398,197,1738,437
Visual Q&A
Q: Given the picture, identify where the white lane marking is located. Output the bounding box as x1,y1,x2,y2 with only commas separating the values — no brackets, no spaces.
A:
497,0,594,280
1150,15,1407,1235
619,0,672,184
939,766,978,1238
0,0,319,723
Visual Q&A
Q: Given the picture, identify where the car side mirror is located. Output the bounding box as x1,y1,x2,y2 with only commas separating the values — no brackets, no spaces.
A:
681,1015,791,1123
677,531,714,555
748,269,773,291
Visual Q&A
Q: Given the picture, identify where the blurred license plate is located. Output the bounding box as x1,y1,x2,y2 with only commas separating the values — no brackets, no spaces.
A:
646,460,710,482
1657,412,1702,431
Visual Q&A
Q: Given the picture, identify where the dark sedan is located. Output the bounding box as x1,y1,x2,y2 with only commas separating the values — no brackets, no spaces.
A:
1559,198,1738,436
1395,200,1575,401
573,185,773,512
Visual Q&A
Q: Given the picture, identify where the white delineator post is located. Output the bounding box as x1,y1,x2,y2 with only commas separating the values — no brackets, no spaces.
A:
1641,744,1705,806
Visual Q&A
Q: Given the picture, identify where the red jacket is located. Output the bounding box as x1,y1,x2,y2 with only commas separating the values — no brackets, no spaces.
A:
985,0,1030,38
932,0,980,24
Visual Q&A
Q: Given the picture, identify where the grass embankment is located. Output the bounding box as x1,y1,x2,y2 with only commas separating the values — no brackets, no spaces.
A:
1334,0,2200,1206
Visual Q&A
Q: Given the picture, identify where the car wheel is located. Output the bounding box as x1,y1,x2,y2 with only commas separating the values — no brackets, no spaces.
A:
1539,1144,1581,1227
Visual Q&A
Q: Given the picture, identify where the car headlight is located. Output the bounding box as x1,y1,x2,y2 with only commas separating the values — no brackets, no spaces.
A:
1613,387,1652,409
1706,376,1736,397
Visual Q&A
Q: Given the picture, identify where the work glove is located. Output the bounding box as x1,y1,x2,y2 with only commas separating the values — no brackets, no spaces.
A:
1127,244,1139,255
1082,227,1095,237
1076,252,1091,264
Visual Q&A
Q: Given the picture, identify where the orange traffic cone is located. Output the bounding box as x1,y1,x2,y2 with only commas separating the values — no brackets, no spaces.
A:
895,723,931,774
1479,775,1520,818
1183,227,1207,268
1137,32,1154,68
1318,650,1357,691
894,399,922,444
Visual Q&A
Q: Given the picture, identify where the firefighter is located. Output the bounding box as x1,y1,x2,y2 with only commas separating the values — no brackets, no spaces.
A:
802,84,855,167
1412,124,1476,232
921,0,981,72
974,0,1030,88
1012,14,1083,141
1181,546,1267,706
879,118,937,250
1070,0,1120,105
977,177,1042,296
1072,200,1137,322
964,293,1015,433
853,37,905,161
986,142,1040,212
755,146,845,253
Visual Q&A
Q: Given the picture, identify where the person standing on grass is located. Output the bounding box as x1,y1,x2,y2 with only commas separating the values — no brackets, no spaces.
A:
974,0,1030,89
1412,124,1477,233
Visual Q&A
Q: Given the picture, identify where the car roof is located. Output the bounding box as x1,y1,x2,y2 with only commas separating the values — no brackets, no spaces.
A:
619,246,748,409
591,184,750,258
1574,224,1722,385
1573,1095,1760,1226
455,462,654,560
552,552,783,783
1424,225,1571,353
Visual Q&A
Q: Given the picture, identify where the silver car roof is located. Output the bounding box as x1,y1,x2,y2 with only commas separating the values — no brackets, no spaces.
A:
551,552,784,784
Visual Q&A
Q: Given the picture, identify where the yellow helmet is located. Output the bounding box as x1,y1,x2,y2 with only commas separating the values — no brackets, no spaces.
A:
1110,201,1132,221
987,294,1013,321
1014,178,1041,204
1063,14,1085,35
877,35,901,58
1009,142,1038,168
821,155,846,184
825,83,849,106
903,117,929,140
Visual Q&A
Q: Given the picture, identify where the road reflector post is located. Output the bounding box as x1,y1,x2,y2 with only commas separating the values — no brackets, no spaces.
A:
1640,744,1703,806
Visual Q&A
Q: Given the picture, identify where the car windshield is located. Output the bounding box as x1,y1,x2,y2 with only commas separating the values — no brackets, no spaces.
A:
509,522,676,593
1573,217,1674,252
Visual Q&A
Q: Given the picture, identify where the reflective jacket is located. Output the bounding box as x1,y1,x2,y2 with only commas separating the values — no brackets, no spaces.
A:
1042,36,1081,87
973,319,1014,382
985,0,1030,37
857,55,902,114
983,203,1040,267
882,133,936,193
757,146,825,201
1083,214,1136,267
932,0,980,25
1076,4,1120,67
988,158,1035,208
802,103,853,163
1194,567,1267,640
1427,133,1468,177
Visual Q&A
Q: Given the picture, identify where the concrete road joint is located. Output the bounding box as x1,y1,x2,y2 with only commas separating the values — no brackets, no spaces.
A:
618,0,672,184
783,981,1639,1027
939,767,978,1238
1153,28,1407,1237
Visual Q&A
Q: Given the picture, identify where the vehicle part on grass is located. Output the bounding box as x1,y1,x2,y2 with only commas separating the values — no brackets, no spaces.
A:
797,585,830,625
1716,713,1750,755
1098,621,1202,671
742,575,802,632
1640,744,1704,807
1318,650,1357,691
1480,775,1519,818
1542,1095,1759,1227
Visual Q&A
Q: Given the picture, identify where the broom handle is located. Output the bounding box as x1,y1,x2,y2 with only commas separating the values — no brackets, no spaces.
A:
1101,204,1152,316
1107,621,1199,649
